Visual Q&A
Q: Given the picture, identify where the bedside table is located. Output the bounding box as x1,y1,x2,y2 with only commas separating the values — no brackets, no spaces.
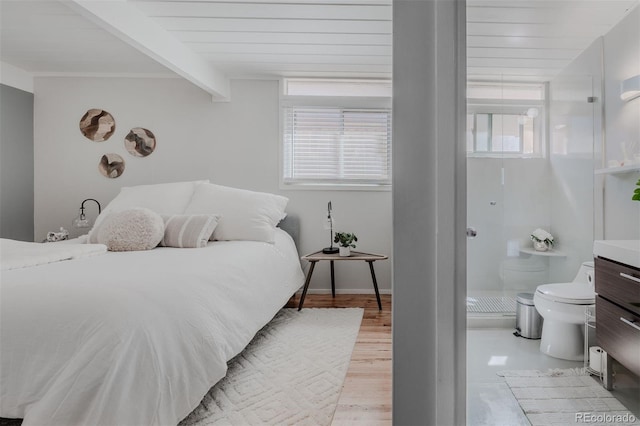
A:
298,250,388,311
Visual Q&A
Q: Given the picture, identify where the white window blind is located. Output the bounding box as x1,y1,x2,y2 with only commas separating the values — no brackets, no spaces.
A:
283,106,392,185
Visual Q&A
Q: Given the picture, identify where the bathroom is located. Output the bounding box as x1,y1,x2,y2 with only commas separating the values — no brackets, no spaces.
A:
466,2,640,330
466,4,640,424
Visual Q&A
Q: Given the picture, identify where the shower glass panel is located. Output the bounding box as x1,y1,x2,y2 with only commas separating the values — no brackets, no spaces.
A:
547,73,598,280
466,72,598,323
466,78,550,323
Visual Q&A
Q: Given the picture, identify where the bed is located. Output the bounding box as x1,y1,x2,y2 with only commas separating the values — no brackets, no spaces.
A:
0,181,305,426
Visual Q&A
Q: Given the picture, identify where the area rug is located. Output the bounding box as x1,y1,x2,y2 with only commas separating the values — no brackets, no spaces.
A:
498,368,640,426
180,308,364,426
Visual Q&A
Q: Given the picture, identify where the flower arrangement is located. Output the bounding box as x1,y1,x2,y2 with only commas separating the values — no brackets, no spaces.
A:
46,227,69,242
530,228,554,246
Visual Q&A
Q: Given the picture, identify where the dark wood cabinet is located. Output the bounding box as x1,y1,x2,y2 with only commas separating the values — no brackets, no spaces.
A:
595,257,640,316
595,257,640,389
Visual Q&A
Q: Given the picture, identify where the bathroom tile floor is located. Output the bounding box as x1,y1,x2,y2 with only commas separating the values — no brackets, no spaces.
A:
467,328,640,425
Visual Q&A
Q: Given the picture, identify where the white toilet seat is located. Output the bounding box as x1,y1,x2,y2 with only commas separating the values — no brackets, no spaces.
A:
535,283,595,305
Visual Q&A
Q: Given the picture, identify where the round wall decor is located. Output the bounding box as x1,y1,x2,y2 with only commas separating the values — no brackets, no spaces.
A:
79,109,116,142
125,127,156,157
98,153,125,178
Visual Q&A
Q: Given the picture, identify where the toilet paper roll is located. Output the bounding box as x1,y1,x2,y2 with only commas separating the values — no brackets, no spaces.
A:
589,346,604,373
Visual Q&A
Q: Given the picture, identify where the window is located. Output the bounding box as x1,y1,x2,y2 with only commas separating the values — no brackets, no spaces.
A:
467,82,546,157
468,112,536,154
284,79,392,98
283,107,391,185
281,79,392,188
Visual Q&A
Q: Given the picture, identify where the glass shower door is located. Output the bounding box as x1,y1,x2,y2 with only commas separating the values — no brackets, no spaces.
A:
466,80,550,323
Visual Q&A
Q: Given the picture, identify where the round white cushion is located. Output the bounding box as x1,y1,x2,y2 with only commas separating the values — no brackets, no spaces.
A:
98,208,164,251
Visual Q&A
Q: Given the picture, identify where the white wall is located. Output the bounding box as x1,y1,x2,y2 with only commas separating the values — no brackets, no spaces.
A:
602,6,640,239
33,77,392,291
0,62,34,93
1,84,34,242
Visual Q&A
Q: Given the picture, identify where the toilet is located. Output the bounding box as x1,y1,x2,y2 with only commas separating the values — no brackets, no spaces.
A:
533,261,595,361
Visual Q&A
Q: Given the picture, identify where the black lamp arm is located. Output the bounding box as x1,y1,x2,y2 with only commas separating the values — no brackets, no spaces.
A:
79,198,102,218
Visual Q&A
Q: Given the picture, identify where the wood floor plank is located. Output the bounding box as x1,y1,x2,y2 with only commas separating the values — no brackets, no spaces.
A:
285,294,392,425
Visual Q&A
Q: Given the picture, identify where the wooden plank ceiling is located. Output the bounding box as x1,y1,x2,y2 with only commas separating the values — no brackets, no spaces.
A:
1,0,638,85
466,0,638,82
130,0,638,81
0,1,169,75
129,0,393,79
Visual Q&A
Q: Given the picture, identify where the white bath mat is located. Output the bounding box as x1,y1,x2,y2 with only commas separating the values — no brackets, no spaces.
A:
500,369,639,426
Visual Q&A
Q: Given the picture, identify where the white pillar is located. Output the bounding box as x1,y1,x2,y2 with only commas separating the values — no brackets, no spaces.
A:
392,0,467,424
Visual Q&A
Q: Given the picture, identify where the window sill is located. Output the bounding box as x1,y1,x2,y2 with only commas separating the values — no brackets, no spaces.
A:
280,182,391,192
466,153,544,159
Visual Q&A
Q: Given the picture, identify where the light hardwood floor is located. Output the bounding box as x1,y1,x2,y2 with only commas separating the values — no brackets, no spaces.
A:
285,294,392,425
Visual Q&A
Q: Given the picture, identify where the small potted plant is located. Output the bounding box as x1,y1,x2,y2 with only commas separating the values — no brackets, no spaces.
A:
632,178,640,201
334,232,358,257
530,228,554,252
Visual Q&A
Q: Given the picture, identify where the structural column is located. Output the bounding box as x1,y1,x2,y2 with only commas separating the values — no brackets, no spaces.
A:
392,0,467,424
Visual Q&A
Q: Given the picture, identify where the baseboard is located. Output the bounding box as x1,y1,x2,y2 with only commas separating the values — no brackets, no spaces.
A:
299,288,392,295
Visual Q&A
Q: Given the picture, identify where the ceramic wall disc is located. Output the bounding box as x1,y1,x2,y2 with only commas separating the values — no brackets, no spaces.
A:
79,109,115,142
98,153,125,178
125,127,156,157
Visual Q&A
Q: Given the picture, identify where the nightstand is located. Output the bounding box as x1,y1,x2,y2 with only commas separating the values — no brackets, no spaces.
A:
298,250,388,311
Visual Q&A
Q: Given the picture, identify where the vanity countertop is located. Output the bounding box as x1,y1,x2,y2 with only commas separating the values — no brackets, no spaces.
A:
593,240,640,269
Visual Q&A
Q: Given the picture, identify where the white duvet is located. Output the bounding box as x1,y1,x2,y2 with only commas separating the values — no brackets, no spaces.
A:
0,238,107,270
0,229,304,426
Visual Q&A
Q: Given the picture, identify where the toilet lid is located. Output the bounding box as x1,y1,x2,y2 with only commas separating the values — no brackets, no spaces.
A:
536,283,595,304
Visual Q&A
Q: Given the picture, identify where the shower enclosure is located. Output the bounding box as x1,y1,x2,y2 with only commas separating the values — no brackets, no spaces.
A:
466,73,598,325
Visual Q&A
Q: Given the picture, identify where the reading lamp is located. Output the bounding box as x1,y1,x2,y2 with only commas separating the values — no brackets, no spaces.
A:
322,201,339,254
73,198,102,229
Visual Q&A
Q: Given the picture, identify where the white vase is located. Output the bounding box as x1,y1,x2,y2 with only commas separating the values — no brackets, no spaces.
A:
533,240,549,252
339,246,351,257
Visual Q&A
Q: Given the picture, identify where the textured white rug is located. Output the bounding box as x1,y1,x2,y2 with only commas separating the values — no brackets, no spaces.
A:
180,308,364,426
499,369,640,426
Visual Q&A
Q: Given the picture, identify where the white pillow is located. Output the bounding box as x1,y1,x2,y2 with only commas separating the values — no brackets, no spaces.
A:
88,212,113,244
159,214,220,248
98,208,164,251
184,183,288,243
88,180,208,243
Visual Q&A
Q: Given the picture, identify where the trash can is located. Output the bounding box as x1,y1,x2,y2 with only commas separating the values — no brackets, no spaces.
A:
514,292,543,339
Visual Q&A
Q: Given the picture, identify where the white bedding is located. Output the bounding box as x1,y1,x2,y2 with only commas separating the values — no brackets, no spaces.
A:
0,229,304,425
0,238,107,270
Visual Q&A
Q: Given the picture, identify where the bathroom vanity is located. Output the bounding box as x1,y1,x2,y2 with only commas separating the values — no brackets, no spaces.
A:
593,240,640,390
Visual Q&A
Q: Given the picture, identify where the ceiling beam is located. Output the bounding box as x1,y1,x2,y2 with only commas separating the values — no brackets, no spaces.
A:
62,0,230,101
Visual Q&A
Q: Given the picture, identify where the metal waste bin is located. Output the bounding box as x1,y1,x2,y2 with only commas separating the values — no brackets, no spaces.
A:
514,292,543,339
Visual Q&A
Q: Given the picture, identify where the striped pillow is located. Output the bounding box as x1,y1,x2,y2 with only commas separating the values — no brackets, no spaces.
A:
160,214,220,248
